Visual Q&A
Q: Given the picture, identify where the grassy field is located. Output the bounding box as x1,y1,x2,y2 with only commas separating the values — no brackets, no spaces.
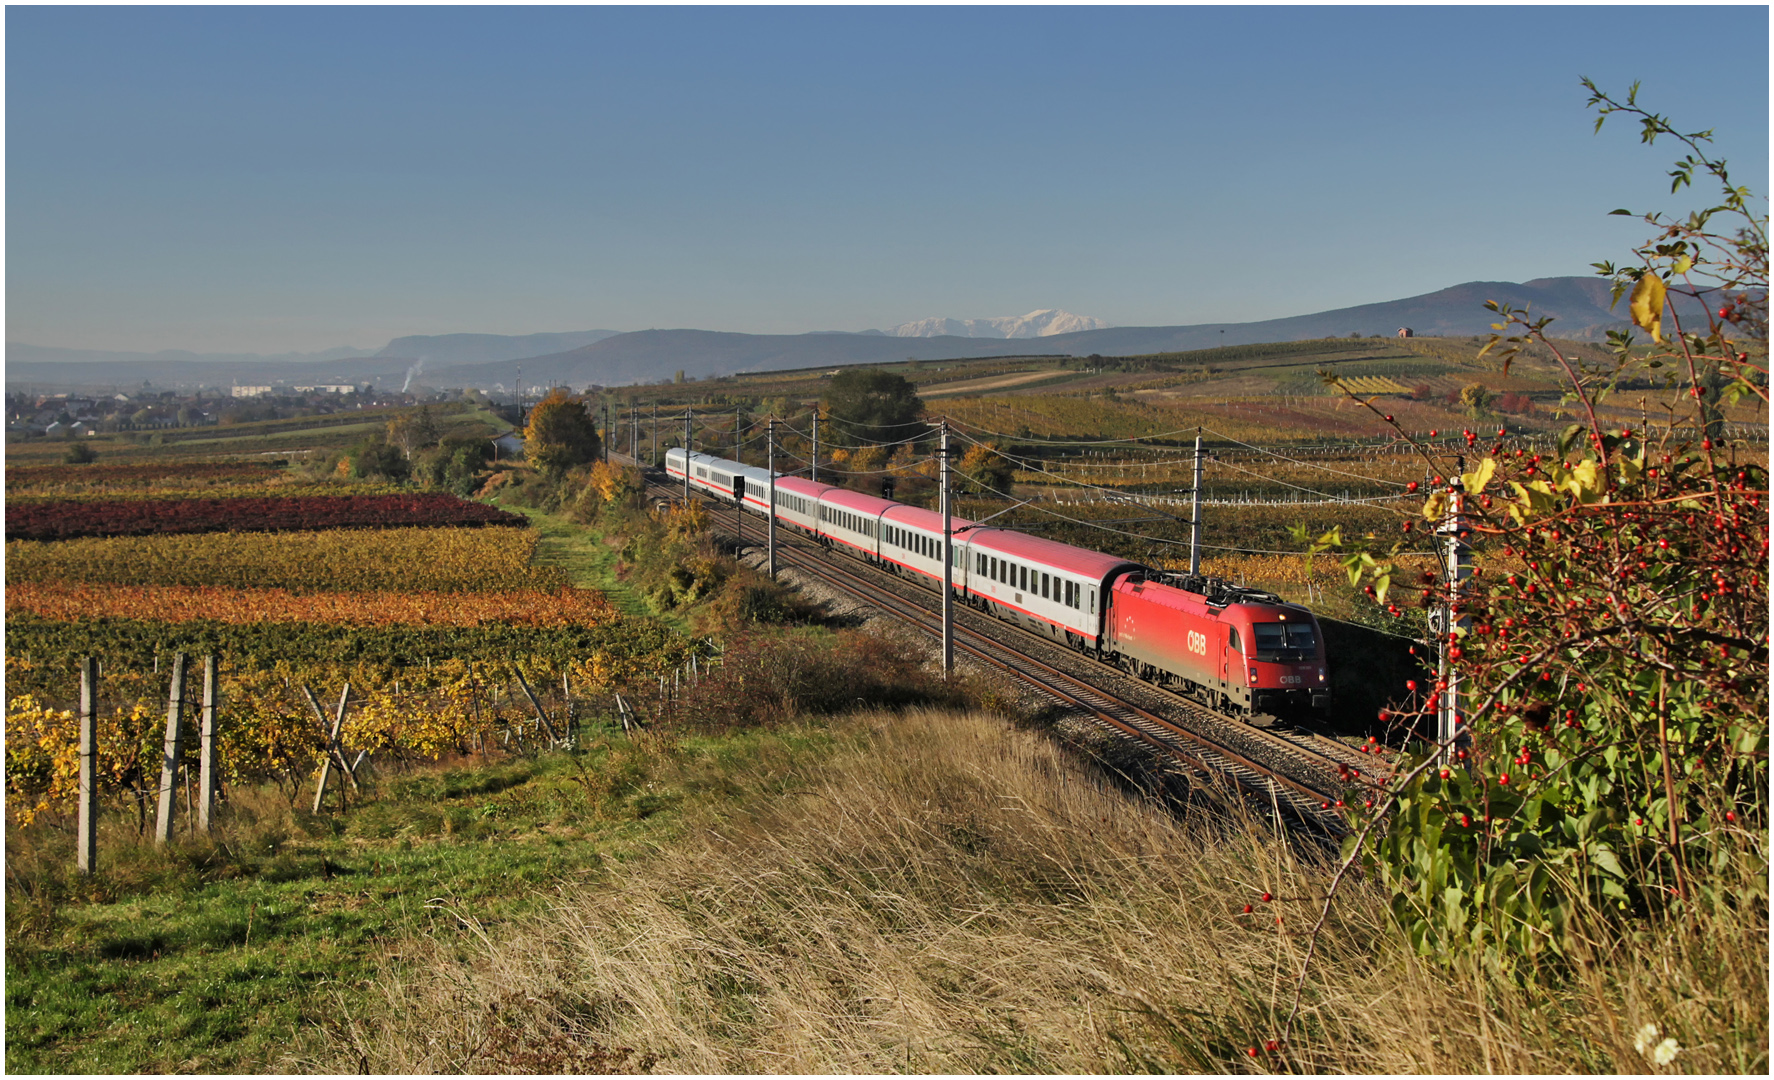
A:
4,724,835,1072
299,708,1767,1074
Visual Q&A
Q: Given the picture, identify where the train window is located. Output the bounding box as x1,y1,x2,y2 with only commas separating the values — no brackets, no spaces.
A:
1228,628,1243,654
1272,623,1317,650
1040,572,1049,599
1020,565,1029,592
1089,587,1096,614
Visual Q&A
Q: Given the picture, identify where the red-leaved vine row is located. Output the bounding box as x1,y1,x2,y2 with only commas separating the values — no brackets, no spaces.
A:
6,493,527,542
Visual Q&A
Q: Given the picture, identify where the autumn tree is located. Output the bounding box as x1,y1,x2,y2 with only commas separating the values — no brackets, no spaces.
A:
956,440,1016,496
387,405,440,458
523,390,601,477
821,368,926,450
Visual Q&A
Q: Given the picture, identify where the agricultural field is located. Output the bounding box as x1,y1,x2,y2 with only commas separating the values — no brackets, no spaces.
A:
6,525,566,592
6,492,526,541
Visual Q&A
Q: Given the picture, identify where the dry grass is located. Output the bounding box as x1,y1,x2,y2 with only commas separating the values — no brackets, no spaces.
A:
301,708,1769,1074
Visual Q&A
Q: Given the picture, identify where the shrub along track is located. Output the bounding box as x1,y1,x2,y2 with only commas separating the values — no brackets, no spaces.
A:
644,472,1384,835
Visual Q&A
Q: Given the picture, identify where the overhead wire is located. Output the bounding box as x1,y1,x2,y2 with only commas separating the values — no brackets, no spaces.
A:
1198,426,1412,487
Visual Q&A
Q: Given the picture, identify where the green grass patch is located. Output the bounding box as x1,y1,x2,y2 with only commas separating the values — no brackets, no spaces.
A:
494,500,682,630
5,722,839,1072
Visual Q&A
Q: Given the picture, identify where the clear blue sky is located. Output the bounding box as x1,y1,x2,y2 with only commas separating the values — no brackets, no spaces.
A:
7,5,1768,354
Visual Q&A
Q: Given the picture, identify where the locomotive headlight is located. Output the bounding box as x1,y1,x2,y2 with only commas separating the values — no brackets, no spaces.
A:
1248,667,1258,684
1319,668,1326,682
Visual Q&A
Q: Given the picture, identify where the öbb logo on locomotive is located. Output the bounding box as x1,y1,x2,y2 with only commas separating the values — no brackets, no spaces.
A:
666,447,1332,717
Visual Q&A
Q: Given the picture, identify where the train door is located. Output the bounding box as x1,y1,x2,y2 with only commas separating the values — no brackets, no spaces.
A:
732,475,745,503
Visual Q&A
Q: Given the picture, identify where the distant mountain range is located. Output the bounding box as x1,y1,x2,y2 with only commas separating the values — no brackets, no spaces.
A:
374,330,622,365
433,277,1686,390
7,276,1710,392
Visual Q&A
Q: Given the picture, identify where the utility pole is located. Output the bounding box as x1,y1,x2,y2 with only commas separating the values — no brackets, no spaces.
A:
941,419,954,677
651,403,658,468
1189,428,1204,576
767,419,777,579
683,408,692,504
631,402,638,461
1438,465,1472,756
735,403,743,462
811,410,819,483
602,401,610,464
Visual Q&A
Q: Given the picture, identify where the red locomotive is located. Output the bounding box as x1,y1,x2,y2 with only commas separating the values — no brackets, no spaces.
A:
1105,570,1330,715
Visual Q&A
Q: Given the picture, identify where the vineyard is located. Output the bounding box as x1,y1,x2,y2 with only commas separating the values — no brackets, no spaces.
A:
5,460,288,494
5,582,620,628
6,525,567,592
5,492,526,541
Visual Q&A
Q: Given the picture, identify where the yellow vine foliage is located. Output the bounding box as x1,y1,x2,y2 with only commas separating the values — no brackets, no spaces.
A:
5,526,567,593
5,649,691,823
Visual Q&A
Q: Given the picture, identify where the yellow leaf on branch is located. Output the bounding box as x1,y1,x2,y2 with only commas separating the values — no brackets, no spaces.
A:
1629,272,1667,342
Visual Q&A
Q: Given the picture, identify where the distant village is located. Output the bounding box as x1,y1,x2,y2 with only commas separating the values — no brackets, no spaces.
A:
4,383,484,441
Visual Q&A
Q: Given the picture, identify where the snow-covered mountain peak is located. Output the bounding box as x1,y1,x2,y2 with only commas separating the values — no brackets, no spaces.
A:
887,309,1111,339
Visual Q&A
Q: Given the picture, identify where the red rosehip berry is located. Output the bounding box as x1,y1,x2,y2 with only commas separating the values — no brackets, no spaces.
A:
1261,892,1273,903
1407,481,1419,493
1498,773,1509,785
1266,1040,1279,1052
1248,1047,1260,1058
1242,903,1253,914
1725,811,1737,823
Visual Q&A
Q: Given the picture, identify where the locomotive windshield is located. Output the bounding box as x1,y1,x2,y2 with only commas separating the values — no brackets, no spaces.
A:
1252,621,1317,658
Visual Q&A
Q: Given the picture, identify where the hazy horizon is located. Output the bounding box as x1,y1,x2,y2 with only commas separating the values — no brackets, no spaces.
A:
8,6,1767,356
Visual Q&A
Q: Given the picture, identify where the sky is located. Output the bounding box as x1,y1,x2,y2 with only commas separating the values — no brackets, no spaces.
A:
6,5,1769,355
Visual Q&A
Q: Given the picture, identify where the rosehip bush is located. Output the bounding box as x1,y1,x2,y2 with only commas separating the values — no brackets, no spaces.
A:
1324,86,1768,968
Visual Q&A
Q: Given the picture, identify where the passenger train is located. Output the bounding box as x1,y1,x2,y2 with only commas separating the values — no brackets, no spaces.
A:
666,447,1330,715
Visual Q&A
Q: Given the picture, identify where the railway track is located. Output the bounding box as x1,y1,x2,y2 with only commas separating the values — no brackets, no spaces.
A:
644,474,1383,833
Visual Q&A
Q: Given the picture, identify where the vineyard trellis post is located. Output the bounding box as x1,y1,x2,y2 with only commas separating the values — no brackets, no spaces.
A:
683,408,692,504
514,670,561,747
197,654,220,834
77,656,98,874
302,683,353,814
154,652,188,846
